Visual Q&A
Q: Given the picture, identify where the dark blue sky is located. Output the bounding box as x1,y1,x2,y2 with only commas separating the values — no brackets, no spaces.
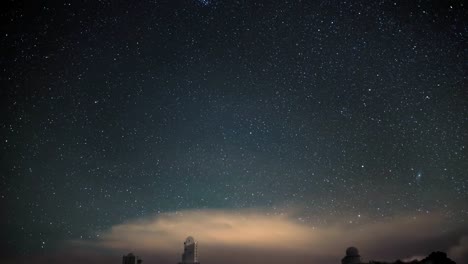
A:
1,1,466,263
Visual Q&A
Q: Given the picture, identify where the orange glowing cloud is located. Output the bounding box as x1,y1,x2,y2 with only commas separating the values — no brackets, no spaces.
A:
69,209,466,264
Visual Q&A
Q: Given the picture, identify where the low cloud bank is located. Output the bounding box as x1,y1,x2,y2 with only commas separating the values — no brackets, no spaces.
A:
449,235,468,263
63,209,467,264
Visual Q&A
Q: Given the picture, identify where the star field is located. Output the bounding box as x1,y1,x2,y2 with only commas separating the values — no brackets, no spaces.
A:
0,0,467,261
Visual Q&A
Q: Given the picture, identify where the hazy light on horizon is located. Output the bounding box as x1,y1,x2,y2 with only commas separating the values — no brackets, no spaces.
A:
67,208,467,264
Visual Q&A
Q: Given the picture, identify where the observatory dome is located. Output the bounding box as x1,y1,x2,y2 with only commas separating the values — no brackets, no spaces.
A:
346,247,359,257
184,236,195,245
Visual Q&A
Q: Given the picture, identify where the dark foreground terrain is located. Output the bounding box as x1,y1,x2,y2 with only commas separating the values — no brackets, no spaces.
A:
369,252,456,264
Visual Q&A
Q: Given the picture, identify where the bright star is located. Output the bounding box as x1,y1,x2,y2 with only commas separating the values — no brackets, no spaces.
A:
416,171,422,180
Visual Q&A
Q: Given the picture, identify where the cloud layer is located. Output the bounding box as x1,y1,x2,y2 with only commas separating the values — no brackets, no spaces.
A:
62,209,467,264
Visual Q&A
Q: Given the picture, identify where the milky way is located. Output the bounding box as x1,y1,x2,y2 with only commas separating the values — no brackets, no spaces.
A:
1,1,466,263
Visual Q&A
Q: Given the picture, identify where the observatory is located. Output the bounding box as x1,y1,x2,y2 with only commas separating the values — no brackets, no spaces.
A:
122,253,143,264
342,247,362,264
178,236,200,264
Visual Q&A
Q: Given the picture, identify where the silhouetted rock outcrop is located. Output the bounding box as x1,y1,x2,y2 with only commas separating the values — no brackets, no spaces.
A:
420,251,456,264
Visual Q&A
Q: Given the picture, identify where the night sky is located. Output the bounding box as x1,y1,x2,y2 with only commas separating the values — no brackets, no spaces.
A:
1,1,467,264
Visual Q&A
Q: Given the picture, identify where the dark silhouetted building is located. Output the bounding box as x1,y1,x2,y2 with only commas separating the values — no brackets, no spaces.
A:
178,236,200,264
122,253,143,264
342,247,363,264
342,247,456,264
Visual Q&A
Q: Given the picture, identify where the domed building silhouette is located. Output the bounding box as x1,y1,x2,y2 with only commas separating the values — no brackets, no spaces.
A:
178,236,200,264
339,247,457,264
122,253,143,264
342,247,362,264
